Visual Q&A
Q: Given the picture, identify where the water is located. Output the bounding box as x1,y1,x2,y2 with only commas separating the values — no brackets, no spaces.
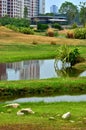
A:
0,59,86,81
5,95,86,103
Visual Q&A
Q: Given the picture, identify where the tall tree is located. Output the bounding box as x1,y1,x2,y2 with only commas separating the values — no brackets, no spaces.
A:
79,2,86,27
24,6,28,19
59,1,78,24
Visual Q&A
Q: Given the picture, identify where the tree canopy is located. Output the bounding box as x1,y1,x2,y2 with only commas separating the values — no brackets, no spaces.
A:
79,2,86,27
59,1,78,24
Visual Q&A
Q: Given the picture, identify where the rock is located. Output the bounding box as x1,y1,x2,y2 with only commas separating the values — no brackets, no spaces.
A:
49,117,55,120
62,112,71,119
17,111,24,116
4,103,20,108
17,108,35,115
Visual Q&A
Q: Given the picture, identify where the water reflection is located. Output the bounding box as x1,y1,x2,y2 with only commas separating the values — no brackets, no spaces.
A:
5,95,86,103
0,59,86,81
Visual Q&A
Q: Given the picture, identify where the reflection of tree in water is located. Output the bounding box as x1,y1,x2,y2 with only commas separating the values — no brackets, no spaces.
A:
54,60,85,77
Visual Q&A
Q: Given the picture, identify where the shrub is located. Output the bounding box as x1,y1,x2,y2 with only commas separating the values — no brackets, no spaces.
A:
71,23,78,29
74,28,86,39
19,27,34,34
56,44,83,66
6,25,34,35
37,23,48,30
46,28,54,37
46,28,58,37
66,30,74,38
52,23,63,30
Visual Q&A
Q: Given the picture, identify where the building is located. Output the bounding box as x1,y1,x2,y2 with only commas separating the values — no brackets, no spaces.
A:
0,0,45,18
50,5,58,14
0,0,22,18
39,0,45,14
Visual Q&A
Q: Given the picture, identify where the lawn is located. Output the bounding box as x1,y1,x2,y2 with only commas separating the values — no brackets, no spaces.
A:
0,102,86,130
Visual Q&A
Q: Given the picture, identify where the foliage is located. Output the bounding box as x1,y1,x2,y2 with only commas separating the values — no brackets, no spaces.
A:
52,23,63,30
6,25,34,34
59,1,78,24
66,30,74,38
37,23,48,30
0,16,30,27
74,28,86,39
71,23,78,29
19,27,34,34
79,2,86,27
56,44,82,66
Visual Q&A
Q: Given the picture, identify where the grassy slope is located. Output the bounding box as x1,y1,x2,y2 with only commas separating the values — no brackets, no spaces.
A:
0,26,86,45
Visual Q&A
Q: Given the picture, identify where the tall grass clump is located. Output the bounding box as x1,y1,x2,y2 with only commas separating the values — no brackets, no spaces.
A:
46,28,58,37
74,28,86,39
56,44,84,66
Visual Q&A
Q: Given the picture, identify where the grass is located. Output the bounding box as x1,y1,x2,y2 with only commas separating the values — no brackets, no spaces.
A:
0,102,86,130
0,78,86,99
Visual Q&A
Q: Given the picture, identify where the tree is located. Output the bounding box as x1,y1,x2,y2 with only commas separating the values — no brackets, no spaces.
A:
24,6,28,19
59,1,78,24
79,2,86,27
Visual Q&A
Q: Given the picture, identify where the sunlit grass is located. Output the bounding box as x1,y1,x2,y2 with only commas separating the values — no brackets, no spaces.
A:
0,102,86,129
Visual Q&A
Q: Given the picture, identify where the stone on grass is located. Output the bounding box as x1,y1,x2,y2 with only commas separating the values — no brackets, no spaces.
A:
4,103,20,108
49,116,55,120
62,112,71,119
17,111,24,116
17,108,35,115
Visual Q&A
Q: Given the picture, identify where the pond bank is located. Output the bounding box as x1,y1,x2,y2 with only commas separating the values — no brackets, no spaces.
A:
0,78,86,99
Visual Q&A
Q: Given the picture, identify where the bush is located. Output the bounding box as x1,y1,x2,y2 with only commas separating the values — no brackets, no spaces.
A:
46,28,58,37
52,23,63,30
6,25,34,34
46,28,54,37
0,16,30,27
66,30,74,38
74,28,86,39
71,23,78,29
37,23,48,30
19,27,34,34
56,44,83,66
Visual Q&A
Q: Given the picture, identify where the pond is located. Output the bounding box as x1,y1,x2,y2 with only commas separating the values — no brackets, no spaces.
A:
5,95,86,103
0,59,86,81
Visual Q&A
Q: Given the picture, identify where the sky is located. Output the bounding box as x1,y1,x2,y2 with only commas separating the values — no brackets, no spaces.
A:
45,0,86,13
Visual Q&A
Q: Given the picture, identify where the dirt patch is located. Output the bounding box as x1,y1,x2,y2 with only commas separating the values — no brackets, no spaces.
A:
0,124,86,130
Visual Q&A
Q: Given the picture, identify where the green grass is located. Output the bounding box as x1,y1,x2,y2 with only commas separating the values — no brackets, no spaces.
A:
0,43,86,63
0,102,86,130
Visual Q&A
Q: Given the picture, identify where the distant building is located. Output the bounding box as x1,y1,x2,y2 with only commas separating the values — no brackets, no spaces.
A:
0,0,45,18
50,5,58,14
39,0,45,14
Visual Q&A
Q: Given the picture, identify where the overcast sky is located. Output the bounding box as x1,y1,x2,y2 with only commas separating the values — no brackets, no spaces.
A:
45,0,86,13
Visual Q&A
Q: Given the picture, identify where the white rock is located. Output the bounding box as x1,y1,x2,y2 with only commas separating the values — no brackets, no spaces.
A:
17,108,35,115
49,117,55,120
62,112,71,119
4,103,20,108
17,111,24,116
